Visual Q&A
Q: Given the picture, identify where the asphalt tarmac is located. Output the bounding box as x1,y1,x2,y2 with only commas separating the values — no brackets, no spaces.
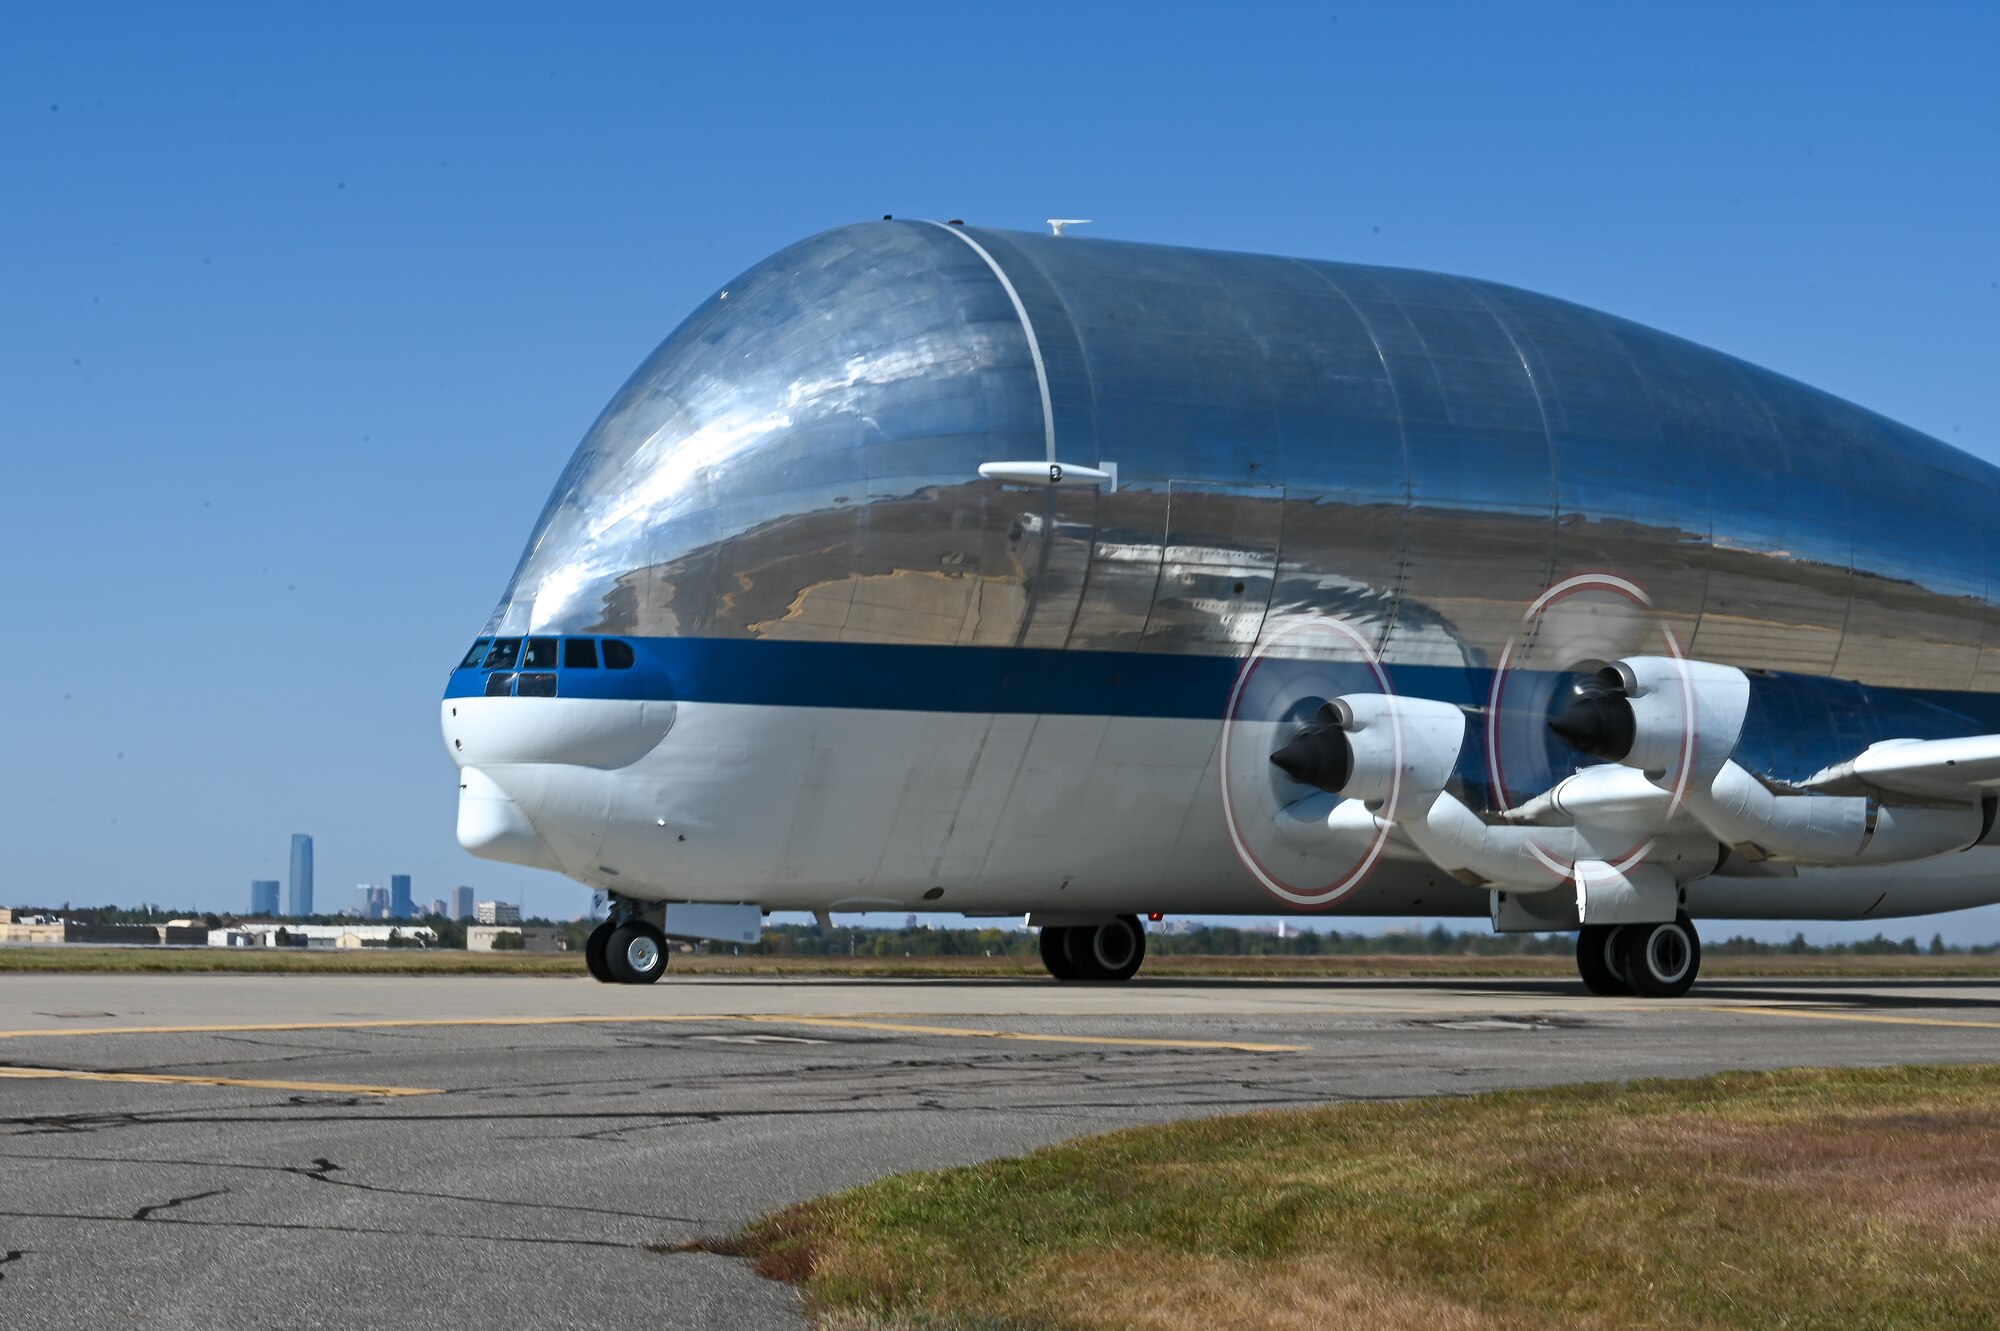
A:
4,972,1999,1329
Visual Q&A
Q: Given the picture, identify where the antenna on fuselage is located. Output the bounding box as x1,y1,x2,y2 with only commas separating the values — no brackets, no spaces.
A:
1047,218,1092,237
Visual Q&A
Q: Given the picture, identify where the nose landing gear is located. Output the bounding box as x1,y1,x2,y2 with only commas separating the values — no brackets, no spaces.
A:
586,910,668,985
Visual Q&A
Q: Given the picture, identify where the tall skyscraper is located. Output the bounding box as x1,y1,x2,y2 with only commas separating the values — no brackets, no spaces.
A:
390,873,413,919
288,834,314,917
250,880,279,916
453,885,475,920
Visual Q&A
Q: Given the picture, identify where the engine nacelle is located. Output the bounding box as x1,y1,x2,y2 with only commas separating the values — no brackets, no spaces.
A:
1685,761,1981,865
1550,656,1750,781
1269,693,1465,813
1403,791,1721,893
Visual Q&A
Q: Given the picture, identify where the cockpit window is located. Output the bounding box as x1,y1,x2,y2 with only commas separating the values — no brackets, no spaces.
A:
523,637,558,669
482,638,521,670
563,638,599,669
602,639,636,669
517,672,558,697
485,671,516,697
459,639,491,669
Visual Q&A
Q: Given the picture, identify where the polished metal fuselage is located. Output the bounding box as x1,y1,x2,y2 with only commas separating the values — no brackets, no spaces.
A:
453,221,2000,920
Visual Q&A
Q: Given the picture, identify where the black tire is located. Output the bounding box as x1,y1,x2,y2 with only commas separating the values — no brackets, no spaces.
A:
584,922,615,984
1062,916,1147,982
1575,924,1630,996
1621,913,1701,999
605,922,668,985
1039,926,1079,981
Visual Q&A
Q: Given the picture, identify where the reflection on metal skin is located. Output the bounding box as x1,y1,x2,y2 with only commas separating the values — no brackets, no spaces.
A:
485,220,2000,694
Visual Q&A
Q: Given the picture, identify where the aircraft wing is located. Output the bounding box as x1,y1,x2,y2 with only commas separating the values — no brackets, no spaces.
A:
1806,735,2000,800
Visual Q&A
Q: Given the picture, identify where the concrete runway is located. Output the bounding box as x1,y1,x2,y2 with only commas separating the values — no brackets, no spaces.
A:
4,973,1999,1329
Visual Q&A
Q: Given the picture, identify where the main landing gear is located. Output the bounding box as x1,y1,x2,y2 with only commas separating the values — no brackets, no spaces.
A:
586,913,668,985
1039,915,1147,982
1576,912,1701,998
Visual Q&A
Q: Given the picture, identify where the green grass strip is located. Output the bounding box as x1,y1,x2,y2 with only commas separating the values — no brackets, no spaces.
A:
719,1064,2000,1331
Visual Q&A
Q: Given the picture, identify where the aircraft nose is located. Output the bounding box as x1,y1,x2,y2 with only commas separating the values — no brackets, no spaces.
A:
440,696,676,768
455,766,564,870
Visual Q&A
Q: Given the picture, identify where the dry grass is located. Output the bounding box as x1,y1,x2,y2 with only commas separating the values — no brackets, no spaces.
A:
727,1065,2000,1331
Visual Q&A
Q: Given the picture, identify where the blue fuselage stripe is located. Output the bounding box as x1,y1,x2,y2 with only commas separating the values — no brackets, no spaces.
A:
444,636,2000,790
447,638,1260,717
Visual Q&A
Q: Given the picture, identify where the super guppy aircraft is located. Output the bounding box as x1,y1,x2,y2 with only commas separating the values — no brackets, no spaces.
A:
444,219,2000,996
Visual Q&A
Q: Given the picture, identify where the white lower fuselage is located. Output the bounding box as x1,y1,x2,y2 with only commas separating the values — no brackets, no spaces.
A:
445,696,2000,924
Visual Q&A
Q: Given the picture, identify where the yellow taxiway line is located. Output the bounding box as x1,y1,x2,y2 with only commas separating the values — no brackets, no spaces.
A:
1705,1005,2000,1032
758,1016,1307,1052
0,1066,442,1097
0,1012,1306,1054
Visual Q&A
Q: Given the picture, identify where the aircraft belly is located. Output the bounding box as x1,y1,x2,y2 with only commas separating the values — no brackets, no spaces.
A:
551,702,1490,917
561,704,1270,911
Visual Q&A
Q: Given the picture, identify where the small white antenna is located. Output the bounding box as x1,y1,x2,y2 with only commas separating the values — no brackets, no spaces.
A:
1047,218,1092,237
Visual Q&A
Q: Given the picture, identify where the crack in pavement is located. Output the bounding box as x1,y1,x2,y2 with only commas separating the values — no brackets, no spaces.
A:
5,1095,1206,1135
0,1151,704,1224
0,1207,670,1251
286,1155,704,1223
0,1250,23,1281
130,1187,229,1221
0,1066,1421,1140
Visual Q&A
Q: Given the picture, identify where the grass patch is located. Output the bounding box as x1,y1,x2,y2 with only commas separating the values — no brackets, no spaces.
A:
6,947,2000,980
727,1064,2000,1330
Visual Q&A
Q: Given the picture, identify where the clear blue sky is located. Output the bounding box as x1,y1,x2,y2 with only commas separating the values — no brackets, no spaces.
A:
5,3,1997,940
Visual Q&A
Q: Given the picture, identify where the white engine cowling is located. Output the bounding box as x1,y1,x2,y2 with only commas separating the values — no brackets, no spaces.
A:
1546,656,1986,867
1550,656,1750,780
1269,693,1465,813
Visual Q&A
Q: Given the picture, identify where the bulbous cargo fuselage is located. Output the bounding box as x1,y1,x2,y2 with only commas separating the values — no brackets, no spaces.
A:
443,220,2000,924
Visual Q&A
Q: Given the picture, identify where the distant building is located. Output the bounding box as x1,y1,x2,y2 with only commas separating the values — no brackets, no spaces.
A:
453,885,475,920
64,922,163,945
390,873,413,919
353,884,389,919
250,879,280,916
161,919,209,944
207,923,439,949
427,897,448,917
475,901,522,926
467,925,564,953
0,909,64,944
288,833,314,916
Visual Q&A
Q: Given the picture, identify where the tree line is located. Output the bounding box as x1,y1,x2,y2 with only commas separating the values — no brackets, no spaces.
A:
19,905,1992,958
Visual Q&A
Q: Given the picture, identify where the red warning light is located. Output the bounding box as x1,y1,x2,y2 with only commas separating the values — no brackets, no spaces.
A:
1146,911,1163,922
